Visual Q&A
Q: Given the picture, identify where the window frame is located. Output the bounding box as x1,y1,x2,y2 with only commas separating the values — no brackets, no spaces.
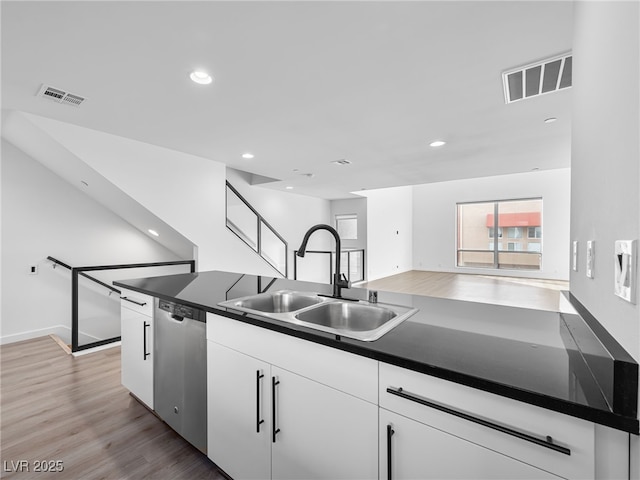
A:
335,213,358,240
528,226,542,239
456,197,543,271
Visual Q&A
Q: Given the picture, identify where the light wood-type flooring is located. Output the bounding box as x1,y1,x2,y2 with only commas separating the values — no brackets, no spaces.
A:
357,270,569,311
0,336,225,480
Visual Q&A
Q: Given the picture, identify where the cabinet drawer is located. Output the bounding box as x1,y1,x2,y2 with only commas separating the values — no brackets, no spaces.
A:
379,363,595,480
207,312,378,404
120,288,153,317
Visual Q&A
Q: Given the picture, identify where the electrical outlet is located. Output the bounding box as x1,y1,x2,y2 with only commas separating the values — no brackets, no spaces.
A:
586,241,595,278
614,240,636,304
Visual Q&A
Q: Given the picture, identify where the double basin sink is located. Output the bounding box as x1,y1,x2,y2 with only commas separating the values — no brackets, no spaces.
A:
218,290,418,341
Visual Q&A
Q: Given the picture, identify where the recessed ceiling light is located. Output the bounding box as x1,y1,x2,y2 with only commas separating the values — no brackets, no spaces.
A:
242,153,254,159
285,186,294,190
544,117,557,123
190,70,213,85
429,140,446,147
148,229,159,237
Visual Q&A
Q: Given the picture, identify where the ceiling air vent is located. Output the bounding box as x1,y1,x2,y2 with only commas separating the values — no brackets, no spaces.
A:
502,53,572,104
36,84,86,107
332,159,352,166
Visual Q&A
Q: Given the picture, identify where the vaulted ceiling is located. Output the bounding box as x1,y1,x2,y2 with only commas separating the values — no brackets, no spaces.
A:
1,1,573,199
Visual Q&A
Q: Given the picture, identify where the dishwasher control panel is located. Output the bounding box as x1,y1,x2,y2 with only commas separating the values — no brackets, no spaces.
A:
157,299,205,322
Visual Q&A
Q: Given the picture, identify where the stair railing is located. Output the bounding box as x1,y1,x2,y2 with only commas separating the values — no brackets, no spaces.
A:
48,256,195,352
225,181,288,277
293,249,365,284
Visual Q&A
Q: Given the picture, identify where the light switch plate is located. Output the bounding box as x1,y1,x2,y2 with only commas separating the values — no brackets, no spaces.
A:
572,241,578,272
586,241,595,278
614,240,636,304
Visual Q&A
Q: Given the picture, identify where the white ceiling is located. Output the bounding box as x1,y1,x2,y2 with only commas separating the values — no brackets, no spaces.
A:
1,1,573,200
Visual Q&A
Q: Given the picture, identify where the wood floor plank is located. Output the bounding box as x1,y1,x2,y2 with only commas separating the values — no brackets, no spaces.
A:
358,270,569,311
0,337,225,480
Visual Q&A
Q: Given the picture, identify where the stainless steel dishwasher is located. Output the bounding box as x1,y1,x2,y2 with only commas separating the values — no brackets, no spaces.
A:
154,298,207,453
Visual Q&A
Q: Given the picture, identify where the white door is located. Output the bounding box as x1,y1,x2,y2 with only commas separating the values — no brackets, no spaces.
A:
120,306,153,408
271,366,378,480
207,341,271,480
379,409,560,480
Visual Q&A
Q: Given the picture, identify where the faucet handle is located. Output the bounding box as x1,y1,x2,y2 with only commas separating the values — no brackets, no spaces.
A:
334,272,350,287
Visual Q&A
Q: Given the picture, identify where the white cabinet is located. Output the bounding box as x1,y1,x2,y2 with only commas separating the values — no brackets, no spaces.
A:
120,288,154,409
271,365,378,480
206,313,378,480
379,363,596,480
206,312,602,480
208,341,271,480
380,408,559,480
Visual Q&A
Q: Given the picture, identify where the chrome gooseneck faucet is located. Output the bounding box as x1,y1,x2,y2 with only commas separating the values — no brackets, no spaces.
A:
297,224,351,299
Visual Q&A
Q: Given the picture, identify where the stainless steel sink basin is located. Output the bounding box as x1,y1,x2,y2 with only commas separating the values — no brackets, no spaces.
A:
218,290,417,341
295,302,396,331
294,300,419,341
227,290,324,313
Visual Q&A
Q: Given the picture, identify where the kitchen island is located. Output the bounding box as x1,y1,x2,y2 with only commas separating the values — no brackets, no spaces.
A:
115,270,638,479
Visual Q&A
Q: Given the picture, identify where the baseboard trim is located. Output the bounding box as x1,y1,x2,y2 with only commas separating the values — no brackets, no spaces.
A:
0,325,70,345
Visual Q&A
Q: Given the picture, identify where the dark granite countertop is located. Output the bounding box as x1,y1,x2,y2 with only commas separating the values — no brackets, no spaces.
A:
114,270,639,434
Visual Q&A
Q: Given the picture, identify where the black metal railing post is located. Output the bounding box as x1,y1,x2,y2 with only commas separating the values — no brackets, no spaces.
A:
71,268,79,353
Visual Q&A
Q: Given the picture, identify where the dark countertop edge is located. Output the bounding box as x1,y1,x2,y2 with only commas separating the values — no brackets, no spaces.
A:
564,291,637,364
115,281,640,435
564,291,639,418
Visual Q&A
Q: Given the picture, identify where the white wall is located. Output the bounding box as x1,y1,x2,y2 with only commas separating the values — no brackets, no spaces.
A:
0,140,182,344
412,169,571,280
22,115,334,279
361,186,413,281
21,114,231,272
571,3,640,478
226,168,331,280
571,0,639,360
330,197,368,282
330,197,368,252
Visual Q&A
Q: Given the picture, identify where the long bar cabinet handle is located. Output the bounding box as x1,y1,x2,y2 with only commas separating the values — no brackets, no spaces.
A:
142,321,150,360
387,424,395,480
122,296,147,307
386,386,570,456
256,370,265,433
272,376,281,443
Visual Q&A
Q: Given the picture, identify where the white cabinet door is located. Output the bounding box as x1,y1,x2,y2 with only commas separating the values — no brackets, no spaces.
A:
207,341,271,480
379,409,560,480
120,304,153,408
272,366,378,480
